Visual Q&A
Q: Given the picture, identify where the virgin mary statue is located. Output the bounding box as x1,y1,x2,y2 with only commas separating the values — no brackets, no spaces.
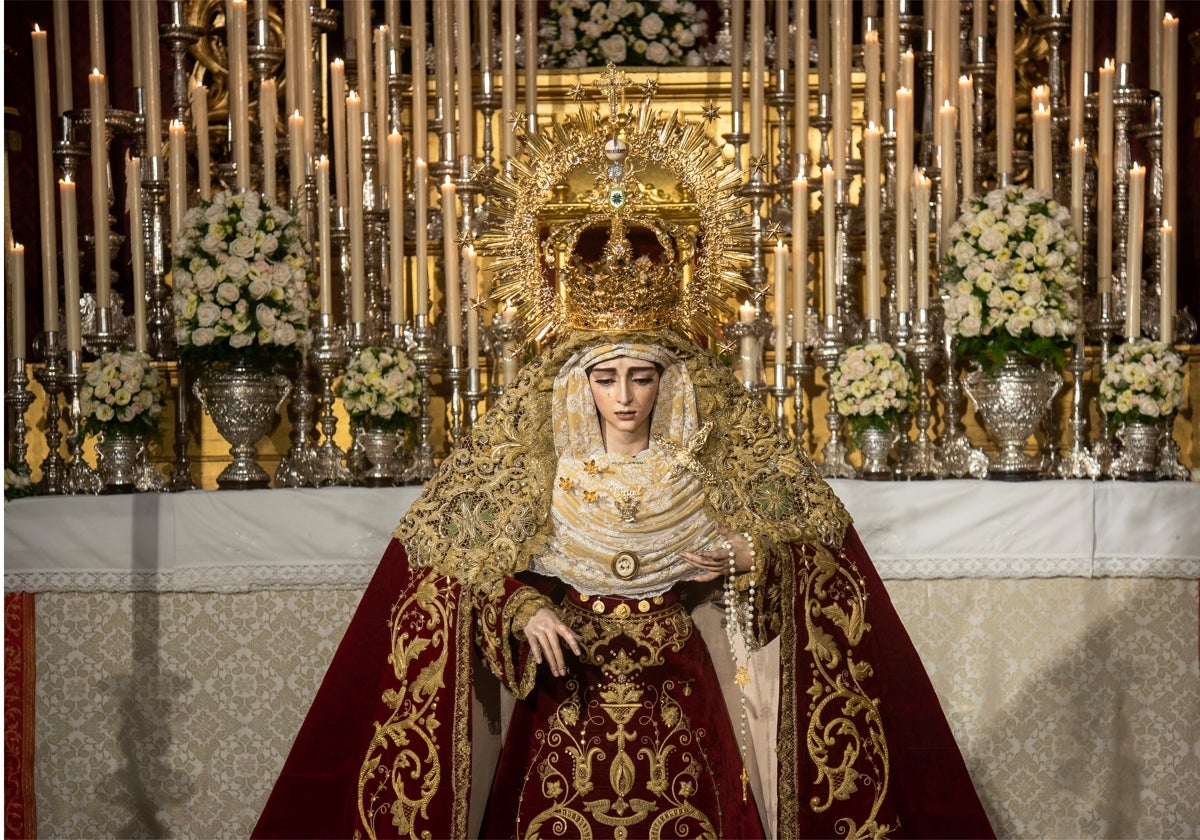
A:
254,67,994,840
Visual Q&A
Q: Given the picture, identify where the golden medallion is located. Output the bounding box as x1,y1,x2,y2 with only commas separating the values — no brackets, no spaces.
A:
611,550,639,580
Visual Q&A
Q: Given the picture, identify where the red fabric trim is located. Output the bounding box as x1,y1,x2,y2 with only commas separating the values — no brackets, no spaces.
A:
5,592,37,840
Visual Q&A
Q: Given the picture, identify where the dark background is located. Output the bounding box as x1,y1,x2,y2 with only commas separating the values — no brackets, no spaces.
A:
4,0,1198,352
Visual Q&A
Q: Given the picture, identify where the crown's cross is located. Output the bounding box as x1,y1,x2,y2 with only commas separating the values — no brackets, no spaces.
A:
594,63,632,117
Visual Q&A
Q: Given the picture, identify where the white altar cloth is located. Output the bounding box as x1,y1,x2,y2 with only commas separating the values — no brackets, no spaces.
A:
6,480,1198,592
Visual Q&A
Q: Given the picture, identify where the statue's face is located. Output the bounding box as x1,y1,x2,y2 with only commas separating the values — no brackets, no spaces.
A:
586,357,661,454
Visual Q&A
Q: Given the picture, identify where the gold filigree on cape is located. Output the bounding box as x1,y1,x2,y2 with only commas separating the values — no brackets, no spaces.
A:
394,329,851,591
799,544,894,839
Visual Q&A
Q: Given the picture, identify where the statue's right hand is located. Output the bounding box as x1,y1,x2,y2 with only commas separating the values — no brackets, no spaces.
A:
523,607,583,678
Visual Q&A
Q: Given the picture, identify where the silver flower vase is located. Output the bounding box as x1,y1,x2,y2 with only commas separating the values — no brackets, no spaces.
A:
962,355,1063,480
96,429,146,492
856,422,897,480
194,360,292,490
355,426,407,486
1112,421,1161,481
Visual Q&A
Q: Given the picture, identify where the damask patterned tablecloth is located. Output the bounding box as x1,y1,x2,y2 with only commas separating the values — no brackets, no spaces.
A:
6,481,1198,592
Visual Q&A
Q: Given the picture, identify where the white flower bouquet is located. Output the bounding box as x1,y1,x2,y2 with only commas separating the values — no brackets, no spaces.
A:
336,346,421,433
80,350,166,437
942,185,1081,372
541,0,708,68
5,464,34,501
828,341,916,439
1099,338,1183,429
172,189,311,368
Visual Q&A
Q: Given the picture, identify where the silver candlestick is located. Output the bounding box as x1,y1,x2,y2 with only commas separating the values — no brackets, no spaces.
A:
6,359,35,479
405,315,442,482
788,339,812,450
937,331,989,478
275,353,320,488
34,332,68,495
1093,290,1117,475
165,361,198,492
901,309,947,478
445,344,467,450
1057,304,1101,478
813,318,855,478
63,351,102,495
308,317,353,486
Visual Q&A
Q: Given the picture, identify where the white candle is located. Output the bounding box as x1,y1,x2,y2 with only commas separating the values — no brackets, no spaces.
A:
89,69,111,309
1069,0,1086,144
500,0,516,161
288,110,305,201
9,243,26,359
227,0,250,190
1162,15,1178,275
731,0,745,129
53,2,73,114
739,300,757,385
522,0,536,130
456,0,474,165
299,0,314,156
126,154,147,353
792,176,808,346
356,0,373,125
32,26,59,328
465,244,479,371
260,79,277,203
316,156,333,316
901,47,915,93
142,0,162,163
168,119,187,245
895,87,912,313
501,300,520,383
415,158,429,316
1070,139,1086,242
387,131,405,326
88,0,106,75
375,25,389,154
60,177,82,353
434,0,455,159
1160,222,1175,343
1033,104,1052,194
284,0,297,117
330,59,347,207
864,29,881,128
958,75,975,199
749,0,764,160
884,0,899,115
412,1,429,162
815,0,829,96
821,165,836,318
441,178,462,348
1097,60,1114,292
913,168,931,311
1116,0,1131,68
794,0,810,170
347,92,366,325
938,102,957,253
775,0,789,74
192,82,211,200
996,0,1015,178
831,0,850,180
864,124,882,321
1125,163,1145,339
774,239,789,354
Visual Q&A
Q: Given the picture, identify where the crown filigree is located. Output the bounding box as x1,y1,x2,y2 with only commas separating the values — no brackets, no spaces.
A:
478,64,752,344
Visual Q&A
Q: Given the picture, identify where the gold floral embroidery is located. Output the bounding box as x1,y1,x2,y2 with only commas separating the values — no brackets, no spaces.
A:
559,476,573,491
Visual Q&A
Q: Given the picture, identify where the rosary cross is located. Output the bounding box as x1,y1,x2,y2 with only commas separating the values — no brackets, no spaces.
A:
594,63,632,117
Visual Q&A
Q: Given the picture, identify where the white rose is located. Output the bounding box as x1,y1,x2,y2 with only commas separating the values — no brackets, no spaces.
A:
565,51,588,67
600,34,627,63
256,303,277,327
248,276,272,300
196,301,222,327
273,322,298,346
224,256,250,280
193,266,218,293
95,404,115,422
229,236,256,259
229,332,254,348
191,327,216,346
677,29,695,47
1032,315,1057,337
645,41,670,63
216,282,241,305
640,13,665,37
375,401,396,419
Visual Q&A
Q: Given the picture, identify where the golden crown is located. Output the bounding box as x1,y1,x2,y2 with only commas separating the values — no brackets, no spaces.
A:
478,65,752,344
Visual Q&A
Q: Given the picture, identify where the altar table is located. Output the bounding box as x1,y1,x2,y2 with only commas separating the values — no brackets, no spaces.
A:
5,481,1199,838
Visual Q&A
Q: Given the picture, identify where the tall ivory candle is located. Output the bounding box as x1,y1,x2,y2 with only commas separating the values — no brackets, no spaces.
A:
739,300,757,385
1162,15,1178,267
792,176,809,346
749,0,764,160
415,158,429,316
864,124,882,321
1070,140,1086,241
864,30,881,128
227,0,250,190
774,239,789,353
884,0,899,115
1125,163,1145,338
60,177,83,353
465,244,479,371
938,102,957,252
288,110,305,201
456,0,474,165
895,87,912,312
501,0,516,160
794,0,810,170
32,26,59,327
126,154,147,352
356,0,373,124
387,131,405,326
261,79,277,202
441,178,462,347
168,119,187,245
89,69,111,308
53,2,73,114
412,1,429,162
1033,104,1052,193
347,93,366,325
821,165,836,318
1069,0,1085,144
330,59,347,207
9,243,26,359
192,82,211,200
731,0,745,130
142,0,162,162
1097,60,1114,292
996,0,1015,178
958,75,975,199
1159,222,1175,343
1116,0,1131,67
88,0,106,75
914,168,931,311
1149,0,1163,92
316,156,333,315
523,0,537,130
